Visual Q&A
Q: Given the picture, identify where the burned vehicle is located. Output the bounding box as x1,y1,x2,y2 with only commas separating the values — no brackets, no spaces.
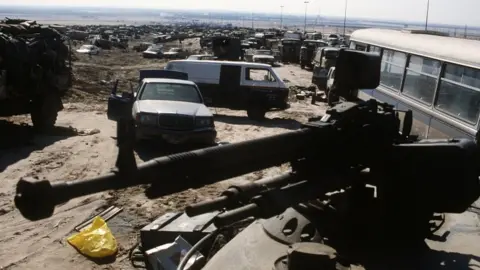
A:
0,18,72,130
187,54,216,60
107,70,216,145
211,36,242,61
299,40,328,69
252,49,275,66
311,47,340,89
163,47,189,59
278,38,302,63
142,45,163,59
15,50,480,270
133,42,153,52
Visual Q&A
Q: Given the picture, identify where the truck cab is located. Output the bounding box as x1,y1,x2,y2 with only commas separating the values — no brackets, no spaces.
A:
300,40,328,69
311,47,340,90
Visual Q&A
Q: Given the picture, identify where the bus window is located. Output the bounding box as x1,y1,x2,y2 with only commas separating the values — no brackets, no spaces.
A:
402,55,441,105
355,44,367,51
435,63,480,124
349,41,356,49
380,49,406,91
368,45,381,55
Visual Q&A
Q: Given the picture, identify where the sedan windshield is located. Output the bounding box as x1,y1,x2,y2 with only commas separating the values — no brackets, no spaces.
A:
255,50,272,55
139,83,202,103
80,45,93,50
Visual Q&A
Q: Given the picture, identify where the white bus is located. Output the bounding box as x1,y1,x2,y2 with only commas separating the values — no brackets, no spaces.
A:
349,28,480,140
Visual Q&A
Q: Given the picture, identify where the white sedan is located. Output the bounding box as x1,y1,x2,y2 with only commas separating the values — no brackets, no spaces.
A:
76,45,100,55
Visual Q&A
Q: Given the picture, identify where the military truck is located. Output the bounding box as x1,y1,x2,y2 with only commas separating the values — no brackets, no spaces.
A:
0,19,72,130
211,36,241,61
278,38,302,63
299,40,328,69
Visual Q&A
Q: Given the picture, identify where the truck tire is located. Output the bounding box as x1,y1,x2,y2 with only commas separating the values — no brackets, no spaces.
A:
31,95,61,130
247,107,266,121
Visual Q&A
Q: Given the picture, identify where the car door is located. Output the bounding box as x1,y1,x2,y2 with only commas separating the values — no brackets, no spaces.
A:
242,67,281,108
218,65,242,107
107,80,134,122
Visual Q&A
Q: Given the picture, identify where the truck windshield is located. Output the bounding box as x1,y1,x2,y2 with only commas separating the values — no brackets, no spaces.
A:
140,83,202,103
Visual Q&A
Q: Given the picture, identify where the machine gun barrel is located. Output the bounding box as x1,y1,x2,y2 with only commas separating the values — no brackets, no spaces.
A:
185,172,299,217
213,180,320,227
15,127,328,220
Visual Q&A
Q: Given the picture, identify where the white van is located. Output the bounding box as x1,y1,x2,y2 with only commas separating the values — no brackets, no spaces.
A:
165,60,289,120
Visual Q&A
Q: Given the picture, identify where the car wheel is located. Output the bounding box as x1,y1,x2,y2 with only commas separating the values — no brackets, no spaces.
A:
300,64,305,69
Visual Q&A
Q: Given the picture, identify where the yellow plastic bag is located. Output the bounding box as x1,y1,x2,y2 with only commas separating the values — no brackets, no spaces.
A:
67,216,118,258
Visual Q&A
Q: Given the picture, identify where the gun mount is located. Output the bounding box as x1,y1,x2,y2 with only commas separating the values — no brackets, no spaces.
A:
13,50,480,269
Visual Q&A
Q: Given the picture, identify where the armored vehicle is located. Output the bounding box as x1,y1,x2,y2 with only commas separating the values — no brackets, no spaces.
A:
0,19,72,129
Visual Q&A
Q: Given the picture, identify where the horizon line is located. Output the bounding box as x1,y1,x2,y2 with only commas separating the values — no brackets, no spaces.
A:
0,4,478,29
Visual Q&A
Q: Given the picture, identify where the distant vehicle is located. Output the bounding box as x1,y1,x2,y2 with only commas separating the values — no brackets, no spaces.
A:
325,66,336,105
107,70,217,145
187,54,216,60
305,32,323,40
76,45,100,55
283,31,303,40
143,45,163,59
349,28,480,140
328,34,340,42
278,38,302,64
165,60,289,120
311,47,340,89
300,40,328,69
252,49,275,65
163,48,189,59
133,42,153,52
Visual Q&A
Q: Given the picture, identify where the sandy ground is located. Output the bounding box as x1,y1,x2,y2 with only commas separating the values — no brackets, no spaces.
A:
0,41,479,270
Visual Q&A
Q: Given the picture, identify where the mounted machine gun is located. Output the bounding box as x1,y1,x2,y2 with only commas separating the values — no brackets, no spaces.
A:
14,49,480,270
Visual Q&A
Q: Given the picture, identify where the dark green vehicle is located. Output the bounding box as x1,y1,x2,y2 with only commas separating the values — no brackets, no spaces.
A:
311,47,340,89
300,40,328,69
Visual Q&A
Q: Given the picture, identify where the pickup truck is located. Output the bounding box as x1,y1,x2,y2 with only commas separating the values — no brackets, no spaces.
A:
107,70,217,145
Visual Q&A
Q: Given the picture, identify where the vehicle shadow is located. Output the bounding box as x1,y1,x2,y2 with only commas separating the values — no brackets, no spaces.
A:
213,114,302,130
356,249,480,270
0,120,79,172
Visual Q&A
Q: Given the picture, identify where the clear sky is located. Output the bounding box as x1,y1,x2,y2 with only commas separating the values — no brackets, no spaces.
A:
3,0,480,26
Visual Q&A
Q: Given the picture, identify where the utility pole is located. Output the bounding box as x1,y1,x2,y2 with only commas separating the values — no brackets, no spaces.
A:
280,5,284,29
251,12,254,29
464,24,468,38
304,1,309,33
343,0,348,36
425,0,430,31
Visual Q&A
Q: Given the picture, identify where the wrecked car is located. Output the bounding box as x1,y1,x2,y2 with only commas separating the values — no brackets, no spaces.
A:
163,48,189,59
252,49,275,66
107,70,217,145
187,54,216,60
76,44,100,55
143,45,164,59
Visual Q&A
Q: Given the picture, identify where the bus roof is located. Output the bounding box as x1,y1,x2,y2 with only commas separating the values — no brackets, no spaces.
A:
350,28,480,69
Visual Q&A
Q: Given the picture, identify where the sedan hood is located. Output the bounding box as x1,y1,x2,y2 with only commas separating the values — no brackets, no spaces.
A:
253,55,274,60
76,49,91,53
163,52,179,55
136,100,212,117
